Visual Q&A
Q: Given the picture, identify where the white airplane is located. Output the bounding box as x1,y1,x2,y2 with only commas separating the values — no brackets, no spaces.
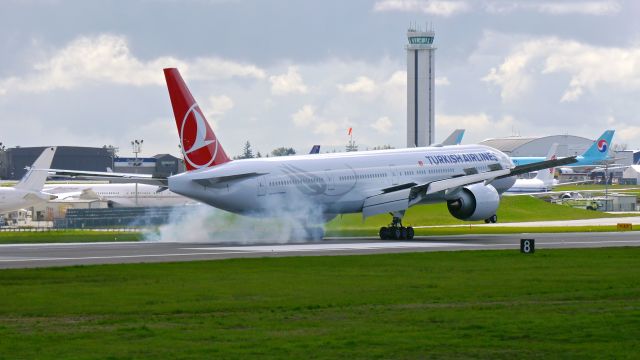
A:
0,147,57,214
43,183,195,207
47,68,575,240
507,144,559,194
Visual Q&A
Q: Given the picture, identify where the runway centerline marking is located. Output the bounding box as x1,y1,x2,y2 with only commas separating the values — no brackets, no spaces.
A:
185,242,481,252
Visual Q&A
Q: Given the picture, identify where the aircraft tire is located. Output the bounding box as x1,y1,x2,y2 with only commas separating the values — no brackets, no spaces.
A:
379,227,389,240
490,215,498,223
401,227,408,240
393,228,402,240
407,227,415,240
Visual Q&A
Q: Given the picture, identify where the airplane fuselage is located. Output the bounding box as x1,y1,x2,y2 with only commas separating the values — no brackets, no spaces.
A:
169,144,516,218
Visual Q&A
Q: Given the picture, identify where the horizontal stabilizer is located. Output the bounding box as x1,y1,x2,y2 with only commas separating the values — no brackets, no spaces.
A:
47,169,168,186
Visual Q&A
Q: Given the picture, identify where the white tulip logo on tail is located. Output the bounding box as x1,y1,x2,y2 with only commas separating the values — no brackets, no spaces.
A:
181,103,218,169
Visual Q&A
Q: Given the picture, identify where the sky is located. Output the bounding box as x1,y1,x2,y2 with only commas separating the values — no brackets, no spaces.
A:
0,0,639,158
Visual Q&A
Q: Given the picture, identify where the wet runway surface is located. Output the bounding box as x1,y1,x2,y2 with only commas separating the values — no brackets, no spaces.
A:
1,232,639,269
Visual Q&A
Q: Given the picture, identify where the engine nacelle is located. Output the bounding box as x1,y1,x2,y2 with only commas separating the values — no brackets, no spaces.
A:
447,183,500,221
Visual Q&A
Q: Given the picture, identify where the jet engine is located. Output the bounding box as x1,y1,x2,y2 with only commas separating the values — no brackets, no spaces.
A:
447,183,500,221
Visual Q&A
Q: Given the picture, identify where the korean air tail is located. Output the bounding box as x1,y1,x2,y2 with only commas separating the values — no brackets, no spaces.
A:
14,147,56,192
163,68,231,171
580,130,614,161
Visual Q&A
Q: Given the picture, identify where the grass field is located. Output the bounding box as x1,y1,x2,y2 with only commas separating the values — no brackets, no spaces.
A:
0,248,638,358
0,230,141,244
325,195,636,233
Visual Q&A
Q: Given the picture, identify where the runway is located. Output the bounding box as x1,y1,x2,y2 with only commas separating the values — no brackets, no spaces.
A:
1,232,639,269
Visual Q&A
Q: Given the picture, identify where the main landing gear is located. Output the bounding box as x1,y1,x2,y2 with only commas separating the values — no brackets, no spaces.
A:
379,216,414,240
484,214,498,224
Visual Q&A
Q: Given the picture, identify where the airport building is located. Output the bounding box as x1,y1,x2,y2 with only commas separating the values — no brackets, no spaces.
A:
406,25,436,147
0,147,184,180
0,146,115,180
114,154,184,177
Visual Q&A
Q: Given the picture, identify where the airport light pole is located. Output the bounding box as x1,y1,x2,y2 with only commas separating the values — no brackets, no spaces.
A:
131,139,143,206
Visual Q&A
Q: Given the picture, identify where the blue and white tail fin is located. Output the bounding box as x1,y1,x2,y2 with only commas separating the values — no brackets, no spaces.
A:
431,129,465,147
309,145,320,154
581,130,614,161
14,147,56,192
534,143,558,185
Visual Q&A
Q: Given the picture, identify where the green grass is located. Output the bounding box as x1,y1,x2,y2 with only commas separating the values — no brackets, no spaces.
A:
329,225,635,237
326,196,635,233
554,184,640,191
0,230,142,244
0,248,638,358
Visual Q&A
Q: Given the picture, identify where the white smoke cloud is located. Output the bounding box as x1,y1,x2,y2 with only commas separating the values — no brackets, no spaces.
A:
145,192,330,243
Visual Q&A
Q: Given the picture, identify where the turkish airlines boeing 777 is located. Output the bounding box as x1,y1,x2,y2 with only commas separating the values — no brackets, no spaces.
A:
48,68,575,240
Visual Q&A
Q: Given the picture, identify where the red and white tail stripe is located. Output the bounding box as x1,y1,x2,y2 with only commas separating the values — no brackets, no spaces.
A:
164,68,231,171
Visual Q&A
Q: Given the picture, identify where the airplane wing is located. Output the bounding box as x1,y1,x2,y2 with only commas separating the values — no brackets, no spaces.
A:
44,188,101,200
362,156,577,219
46,169,168,186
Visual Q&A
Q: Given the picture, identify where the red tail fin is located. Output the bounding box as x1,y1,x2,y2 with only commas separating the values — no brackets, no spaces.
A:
164,68,231,171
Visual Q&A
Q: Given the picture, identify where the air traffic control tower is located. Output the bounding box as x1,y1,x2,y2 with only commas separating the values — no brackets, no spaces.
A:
406,25,436,147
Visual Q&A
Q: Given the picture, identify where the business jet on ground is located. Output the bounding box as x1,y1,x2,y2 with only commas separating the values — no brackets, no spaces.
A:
47,69,575,240
0,147,57,214
42,183,195,207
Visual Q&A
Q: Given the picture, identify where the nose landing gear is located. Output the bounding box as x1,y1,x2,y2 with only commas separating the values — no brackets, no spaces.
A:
379,216,414,240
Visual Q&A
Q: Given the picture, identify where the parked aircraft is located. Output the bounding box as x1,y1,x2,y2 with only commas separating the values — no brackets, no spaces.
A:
309,145,320,154
432,129,465,147
507,144,559,194
511,130,614,167
43,183,195,207
0,147,57,214
47,69,575,240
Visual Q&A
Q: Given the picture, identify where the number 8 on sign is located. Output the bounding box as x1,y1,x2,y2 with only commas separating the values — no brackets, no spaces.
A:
520,239,535,254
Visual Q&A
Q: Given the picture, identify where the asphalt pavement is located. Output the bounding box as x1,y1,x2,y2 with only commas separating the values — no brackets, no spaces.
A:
1,231,639,269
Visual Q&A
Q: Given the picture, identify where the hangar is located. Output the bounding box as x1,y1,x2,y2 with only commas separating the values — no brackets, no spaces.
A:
0,147,185,180
479,135,595,158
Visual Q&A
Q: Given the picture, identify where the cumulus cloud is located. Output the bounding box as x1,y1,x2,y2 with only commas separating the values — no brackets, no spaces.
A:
291,105,316,126
484,1,621,15
437,113,516,142
338,76,376,93
268,66,308,95
371,116,394,134
483,36,640,102
0,34,266,96
373,0,470,16
435,76,450,86
206,95,234,117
